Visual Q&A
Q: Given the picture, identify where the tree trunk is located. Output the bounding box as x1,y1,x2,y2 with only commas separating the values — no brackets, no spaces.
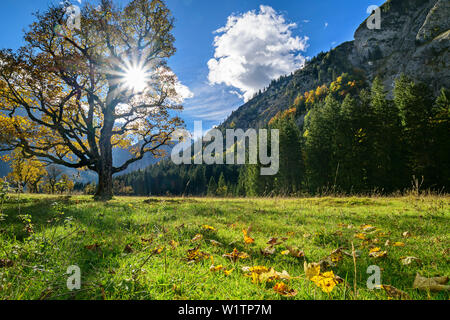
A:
94,162,113,201
94,100,115,201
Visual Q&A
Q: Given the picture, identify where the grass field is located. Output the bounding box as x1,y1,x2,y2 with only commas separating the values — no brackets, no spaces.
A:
0,194,448,300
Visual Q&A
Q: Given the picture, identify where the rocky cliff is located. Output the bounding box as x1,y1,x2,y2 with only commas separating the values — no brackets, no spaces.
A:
221,0,449,130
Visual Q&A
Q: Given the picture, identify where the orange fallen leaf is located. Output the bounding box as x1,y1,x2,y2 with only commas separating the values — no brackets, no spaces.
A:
273,282,298,297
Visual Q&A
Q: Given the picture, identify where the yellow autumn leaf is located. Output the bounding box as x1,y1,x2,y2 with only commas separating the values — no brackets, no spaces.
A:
192,234,203,242
210,265,224,272
304,262,321,280
243,228,255,244
224,268,234,276
393,242,405,247
202,225,216,231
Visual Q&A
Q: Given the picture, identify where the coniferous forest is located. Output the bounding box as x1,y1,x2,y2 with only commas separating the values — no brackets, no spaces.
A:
115,74,450,197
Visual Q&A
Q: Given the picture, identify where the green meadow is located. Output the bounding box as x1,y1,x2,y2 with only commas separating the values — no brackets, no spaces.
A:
0,194,448,300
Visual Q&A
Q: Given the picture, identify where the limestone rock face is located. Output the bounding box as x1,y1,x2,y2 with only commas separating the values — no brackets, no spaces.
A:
417,0,450,43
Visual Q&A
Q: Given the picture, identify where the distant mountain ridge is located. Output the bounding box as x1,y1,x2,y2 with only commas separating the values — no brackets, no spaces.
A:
220,0,449,131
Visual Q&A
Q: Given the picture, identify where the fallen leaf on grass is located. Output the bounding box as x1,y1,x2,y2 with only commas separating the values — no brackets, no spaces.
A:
361,224,376,232
202,225,216,232
393,242,405,247
244,266,294,283
267,238,286,246
0,259,13,268
413,274,449,292
192,234,203,242
273,282,298,297
243,227,255,244
304,262,343,293
124,244,134,253
209,240,223,247
311,270,340,293
284,246,305,259
378,285,410,300
329,248,343,263
186,247,210,263
400,256,421,266
223,248,249,262
169,240,179,249
242,266,269,274
304,262,321,279
402,231,411,238
259,269,293,283
152,246,164,255
369,247,387,258
210,265,224,272
354,233,366,240
224,268,234,276
85,243,101,252
260,246,276,256
141,237,152,244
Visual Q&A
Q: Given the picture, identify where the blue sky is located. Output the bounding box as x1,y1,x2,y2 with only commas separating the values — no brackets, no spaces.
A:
0,0,385,132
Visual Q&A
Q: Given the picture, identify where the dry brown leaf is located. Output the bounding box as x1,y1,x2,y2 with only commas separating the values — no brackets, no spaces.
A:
223,248,249,262
379,285,410,300
169,240,179,249
187,246,210,263
192,234,203,242
209,240,223,246
260,246,276,256
413,274,450,292
285,246,305,259
0,258,13,268
124,244,134,253
402,231,411,238
267,237,285,246
85,243,101,251
141,237,152,243
400,256,421,266
259,268,293,283
152,246,164,255
273,282,298,297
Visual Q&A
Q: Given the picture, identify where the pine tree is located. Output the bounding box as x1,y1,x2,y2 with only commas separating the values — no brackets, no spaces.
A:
304,94,341,192
216,172,228,197
370,77,405,191
207,176,217,196
394,75,435,187
270,115,304,195
336,94,373,192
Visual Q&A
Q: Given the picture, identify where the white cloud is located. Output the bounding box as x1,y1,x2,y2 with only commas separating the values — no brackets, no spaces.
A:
324,22,329,28
175,82,194,101
207,5,309,102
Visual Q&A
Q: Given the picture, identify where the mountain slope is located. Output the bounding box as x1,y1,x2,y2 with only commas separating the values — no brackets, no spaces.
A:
220,0,449,131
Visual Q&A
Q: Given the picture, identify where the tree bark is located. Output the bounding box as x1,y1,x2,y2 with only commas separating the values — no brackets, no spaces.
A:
94,100,115,201
94,161,113,201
